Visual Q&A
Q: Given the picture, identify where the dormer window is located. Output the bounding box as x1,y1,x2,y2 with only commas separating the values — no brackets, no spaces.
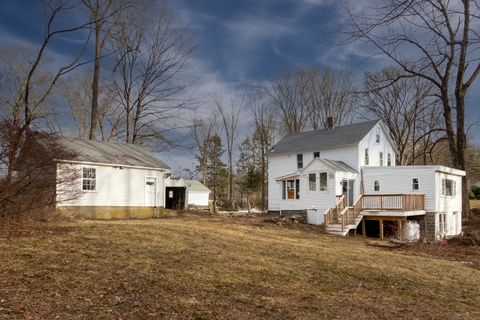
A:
297,154,303,169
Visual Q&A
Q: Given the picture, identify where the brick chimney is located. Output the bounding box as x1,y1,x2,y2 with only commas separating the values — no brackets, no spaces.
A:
326,116,335,129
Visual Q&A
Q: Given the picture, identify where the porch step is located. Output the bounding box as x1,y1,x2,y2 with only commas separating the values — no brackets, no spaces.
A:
325,216,363,236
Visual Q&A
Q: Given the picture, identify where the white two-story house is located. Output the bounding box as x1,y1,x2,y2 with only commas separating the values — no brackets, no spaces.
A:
268,119,465,241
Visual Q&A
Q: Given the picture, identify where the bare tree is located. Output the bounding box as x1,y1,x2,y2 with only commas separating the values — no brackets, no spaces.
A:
307,67,357,129
215,97,242,208
81,0,129,140
363,67,444,165
0,0,92,183
108,1,192,146
348,0,480,218
269,69,310,135
191,113,217,185
246,85,276,211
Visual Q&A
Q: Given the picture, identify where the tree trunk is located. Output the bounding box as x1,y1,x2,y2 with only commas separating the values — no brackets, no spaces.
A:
89,24,101,140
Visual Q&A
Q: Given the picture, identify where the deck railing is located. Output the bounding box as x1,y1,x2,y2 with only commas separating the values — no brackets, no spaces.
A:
329,194,425,233
360,194,425,211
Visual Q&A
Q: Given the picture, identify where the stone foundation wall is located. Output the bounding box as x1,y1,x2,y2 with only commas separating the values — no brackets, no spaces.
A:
57,206,175,219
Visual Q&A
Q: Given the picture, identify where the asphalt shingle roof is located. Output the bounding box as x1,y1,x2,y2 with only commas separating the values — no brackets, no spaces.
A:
53,136,170,169
271,120,380,154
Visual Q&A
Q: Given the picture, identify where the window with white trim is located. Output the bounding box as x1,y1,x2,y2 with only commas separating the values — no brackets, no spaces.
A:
438,213,447,235
319,172,328,191
412,178,419,190
374,180,380,191
442,178,456,196
313,151,320,158
297,154,303,169
387,153,392,166
309,173,316,191
365,149,369,165
82,167,96,191
379,152,384,166
376,128,380,143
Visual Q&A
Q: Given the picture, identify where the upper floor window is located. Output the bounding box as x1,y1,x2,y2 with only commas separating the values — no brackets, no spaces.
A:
365,149,369,165
387,153,392,166
376,128,381,143
412,178,419,190
374,180,380,191
442,178,456,196
319,172,328,191
313,151,320,158
379,152,384,166
82,167,96,191
297,154,303,169
309,173,316,191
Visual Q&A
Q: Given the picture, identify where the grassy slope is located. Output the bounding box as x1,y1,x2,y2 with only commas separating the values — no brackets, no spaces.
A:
0,217,479,319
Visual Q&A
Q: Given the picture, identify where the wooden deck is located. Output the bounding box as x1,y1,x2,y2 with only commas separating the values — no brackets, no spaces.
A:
327,194,425,236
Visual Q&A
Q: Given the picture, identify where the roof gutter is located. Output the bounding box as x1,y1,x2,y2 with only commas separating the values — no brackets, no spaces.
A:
54,159,168,172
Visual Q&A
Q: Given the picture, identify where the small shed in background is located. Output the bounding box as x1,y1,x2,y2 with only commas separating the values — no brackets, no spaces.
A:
185,180,211,207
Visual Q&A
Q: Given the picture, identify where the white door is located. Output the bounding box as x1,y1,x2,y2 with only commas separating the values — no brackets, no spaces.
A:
145,177,156,207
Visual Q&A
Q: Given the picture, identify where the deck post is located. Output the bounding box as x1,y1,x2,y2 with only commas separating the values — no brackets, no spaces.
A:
379,219,384,240
362,219,366,237
398,220,402,240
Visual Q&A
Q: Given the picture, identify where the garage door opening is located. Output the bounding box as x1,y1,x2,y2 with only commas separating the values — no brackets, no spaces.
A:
165,187,186,209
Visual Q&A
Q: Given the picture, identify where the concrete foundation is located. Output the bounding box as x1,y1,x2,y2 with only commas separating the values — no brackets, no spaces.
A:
57,206,175,219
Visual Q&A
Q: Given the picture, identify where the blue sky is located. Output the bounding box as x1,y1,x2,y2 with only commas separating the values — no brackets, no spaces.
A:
0,0,479,171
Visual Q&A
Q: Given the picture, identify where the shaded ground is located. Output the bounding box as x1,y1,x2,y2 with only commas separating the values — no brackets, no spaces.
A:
0,215,479,319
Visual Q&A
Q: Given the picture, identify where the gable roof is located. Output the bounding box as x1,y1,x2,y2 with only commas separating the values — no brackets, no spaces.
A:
53,136,170,169
270,120,380,155
185,180,211,192
275,158,357,181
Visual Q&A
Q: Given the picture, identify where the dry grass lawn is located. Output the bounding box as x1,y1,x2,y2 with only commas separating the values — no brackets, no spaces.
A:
470,199,480,209
1,215,479,319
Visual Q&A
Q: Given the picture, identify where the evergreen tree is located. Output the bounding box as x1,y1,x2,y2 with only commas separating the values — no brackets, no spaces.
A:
205,135,227,212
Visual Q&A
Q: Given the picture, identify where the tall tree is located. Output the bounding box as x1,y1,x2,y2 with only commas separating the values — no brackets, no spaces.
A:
205,134,227,213
349,0,480,218
215,97,242,208
191,113,217,185
81,0,123,140
247,85,276,211
109,1,192,146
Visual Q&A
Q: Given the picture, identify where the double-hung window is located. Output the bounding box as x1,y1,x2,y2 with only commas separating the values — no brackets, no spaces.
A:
374,180,380,191
412,178,419,190
387,153,392,166
297,154,303,169
309,173,316,191
365,149,369,165
82,167,96,191
319,172,328,191
379,152,384,166
442,179,456,196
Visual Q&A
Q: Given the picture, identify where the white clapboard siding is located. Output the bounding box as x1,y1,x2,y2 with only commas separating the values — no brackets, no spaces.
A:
187,191,209,206
57,163,165,207
358,122,396,170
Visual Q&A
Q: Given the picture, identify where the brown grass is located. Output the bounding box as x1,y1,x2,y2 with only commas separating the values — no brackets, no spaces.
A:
0,215,479,319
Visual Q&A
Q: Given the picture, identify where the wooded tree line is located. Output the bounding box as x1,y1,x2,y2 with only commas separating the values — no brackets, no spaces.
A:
0,0,478,217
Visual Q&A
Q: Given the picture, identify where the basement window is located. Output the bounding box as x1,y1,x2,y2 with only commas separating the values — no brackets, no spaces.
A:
374,180,380,192
82,167,96,191
412,178,419,190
